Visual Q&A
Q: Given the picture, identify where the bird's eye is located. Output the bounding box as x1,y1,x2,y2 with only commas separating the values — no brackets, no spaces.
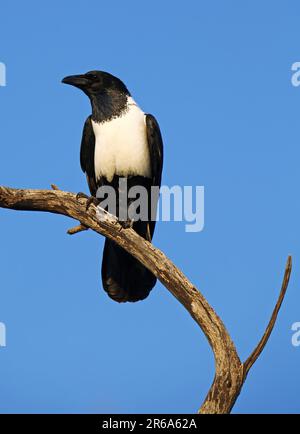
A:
86,73,98,80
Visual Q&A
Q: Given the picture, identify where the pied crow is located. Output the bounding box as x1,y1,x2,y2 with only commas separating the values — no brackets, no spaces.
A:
62,71,163,302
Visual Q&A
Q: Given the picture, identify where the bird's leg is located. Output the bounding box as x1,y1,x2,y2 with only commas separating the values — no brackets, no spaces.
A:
76,192,89,200
117,195,138,229
119,218,135,230
68,194,101,234
75,192,100,211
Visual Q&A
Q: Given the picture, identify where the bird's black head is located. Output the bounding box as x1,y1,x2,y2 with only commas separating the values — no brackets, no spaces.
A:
62,70,130,98
62,70,131,122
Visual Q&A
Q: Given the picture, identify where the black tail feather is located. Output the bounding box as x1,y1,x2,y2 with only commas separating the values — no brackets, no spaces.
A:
99,175,159,303
101,237,156,303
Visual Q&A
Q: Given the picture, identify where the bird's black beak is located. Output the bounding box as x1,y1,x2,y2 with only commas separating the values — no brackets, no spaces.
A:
61,74,89,89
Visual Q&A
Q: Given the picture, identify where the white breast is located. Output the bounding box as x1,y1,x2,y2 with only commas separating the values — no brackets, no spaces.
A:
92,98,151,182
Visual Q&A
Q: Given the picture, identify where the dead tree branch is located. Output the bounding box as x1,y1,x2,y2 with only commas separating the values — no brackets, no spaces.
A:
242,256,292,379
0,186,292,413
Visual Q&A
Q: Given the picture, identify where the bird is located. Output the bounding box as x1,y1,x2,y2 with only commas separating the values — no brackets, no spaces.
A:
62,70,163,303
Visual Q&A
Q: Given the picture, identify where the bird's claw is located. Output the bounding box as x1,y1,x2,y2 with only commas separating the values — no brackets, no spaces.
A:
76,192,89,200
119,219,134,229
85,196,101,211
76,192,100,211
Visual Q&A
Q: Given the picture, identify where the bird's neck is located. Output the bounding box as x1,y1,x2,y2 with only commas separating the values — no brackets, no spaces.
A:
90,90,129,123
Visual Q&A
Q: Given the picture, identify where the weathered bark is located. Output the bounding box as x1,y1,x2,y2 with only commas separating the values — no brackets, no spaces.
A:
0,186,292,413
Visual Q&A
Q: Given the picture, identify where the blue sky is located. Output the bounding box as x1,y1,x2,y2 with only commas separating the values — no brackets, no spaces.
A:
0,0,300,413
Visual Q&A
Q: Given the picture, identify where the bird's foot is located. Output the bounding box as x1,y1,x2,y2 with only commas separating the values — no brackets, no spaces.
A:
85,196,101,211
76,192,89,200
51,184,61,191
76,192,100,211
119,219,135,230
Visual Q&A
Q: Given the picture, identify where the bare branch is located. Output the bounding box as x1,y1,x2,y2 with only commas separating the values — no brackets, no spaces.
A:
51,184,60,191
67,223,88,235
243,256,292,378
0,185,292,414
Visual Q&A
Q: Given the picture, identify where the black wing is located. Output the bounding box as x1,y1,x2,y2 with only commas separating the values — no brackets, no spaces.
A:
80,116,97,196
145,114,163,188
145,114,164,239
